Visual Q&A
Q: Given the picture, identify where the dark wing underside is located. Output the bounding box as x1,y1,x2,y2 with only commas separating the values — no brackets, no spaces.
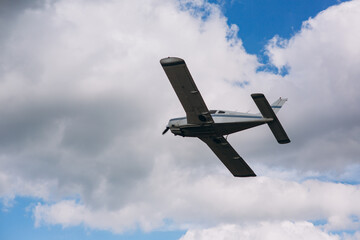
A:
199,136,256,177
160,57,213,125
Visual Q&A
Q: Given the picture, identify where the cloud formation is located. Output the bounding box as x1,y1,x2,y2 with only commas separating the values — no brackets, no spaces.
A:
180,222,340,240
33,177,360,233
0,0,360,239
265,0,360,172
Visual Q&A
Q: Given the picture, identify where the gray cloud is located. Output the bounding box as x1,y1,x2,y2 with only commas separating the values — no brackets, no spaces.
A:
0,0,54,44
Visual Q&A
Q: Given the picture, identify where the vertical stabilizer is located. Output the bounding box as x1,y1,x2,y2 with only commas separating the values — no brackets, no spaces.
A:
271,97,288,114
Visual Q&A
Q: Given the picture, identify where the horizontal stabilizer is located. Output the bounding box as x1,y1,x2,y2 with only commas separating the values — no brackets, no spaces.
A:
251,93,290,144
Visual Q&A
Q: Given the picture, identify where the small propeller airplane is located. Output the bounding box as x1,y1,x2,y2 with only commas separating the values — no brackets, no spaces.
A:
160,57,290,177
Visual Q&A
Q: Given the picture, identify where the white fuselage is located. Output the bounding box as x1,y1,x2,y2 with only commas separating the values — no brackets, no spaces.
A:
167,110,273,137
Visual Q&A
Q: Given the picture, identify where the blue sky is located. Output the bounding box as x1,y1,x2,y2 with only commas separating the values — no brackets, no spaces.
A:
217,0,347,54
0,198,185,240
0,0,359,239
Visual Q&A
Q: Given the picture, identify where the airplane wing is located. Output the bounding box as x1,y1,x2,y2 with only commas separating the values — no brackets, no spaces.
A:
199,136,256,177
160,57,213,125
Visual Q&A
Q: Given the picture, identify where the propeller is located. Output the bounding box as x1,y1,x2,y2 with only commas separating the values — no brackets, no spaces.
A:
162,127,169,135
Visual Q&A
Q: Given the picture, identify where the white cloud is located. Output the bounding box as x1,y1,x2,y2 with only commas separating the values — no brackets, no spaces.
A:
260,0,360,173
0,0,360,238
180,222,341,240
33,176,360,233
0,0,260,204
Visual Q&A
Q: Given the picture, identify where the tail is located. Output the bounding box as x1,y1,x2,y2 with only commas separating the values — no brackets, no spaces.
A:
270,97,288,114
251,93,290,144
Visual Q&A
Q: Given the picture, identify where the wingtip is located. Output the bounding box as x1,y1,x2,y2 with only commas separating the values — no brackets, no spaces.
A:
278,138,291,144
251,93,265,99
160,57,185,67
234,173,257,177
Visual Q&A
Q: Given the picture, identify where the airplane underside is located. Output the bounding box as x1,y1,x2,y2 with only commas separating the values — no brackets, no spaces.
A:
170,119,272,137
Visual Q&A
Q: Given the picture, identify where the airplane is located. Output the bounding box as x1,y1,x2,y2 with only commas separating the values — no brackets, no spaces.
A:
160,57,290,177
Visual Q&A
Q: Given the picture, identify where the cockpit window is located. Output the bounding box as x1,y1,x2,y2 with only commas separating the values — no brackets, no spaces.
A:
209,110,217,114
218,110,225,114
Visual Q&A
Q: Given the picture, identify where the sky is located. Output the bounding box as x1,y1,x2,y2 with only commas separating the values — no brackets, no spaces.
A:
0,0,360,239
